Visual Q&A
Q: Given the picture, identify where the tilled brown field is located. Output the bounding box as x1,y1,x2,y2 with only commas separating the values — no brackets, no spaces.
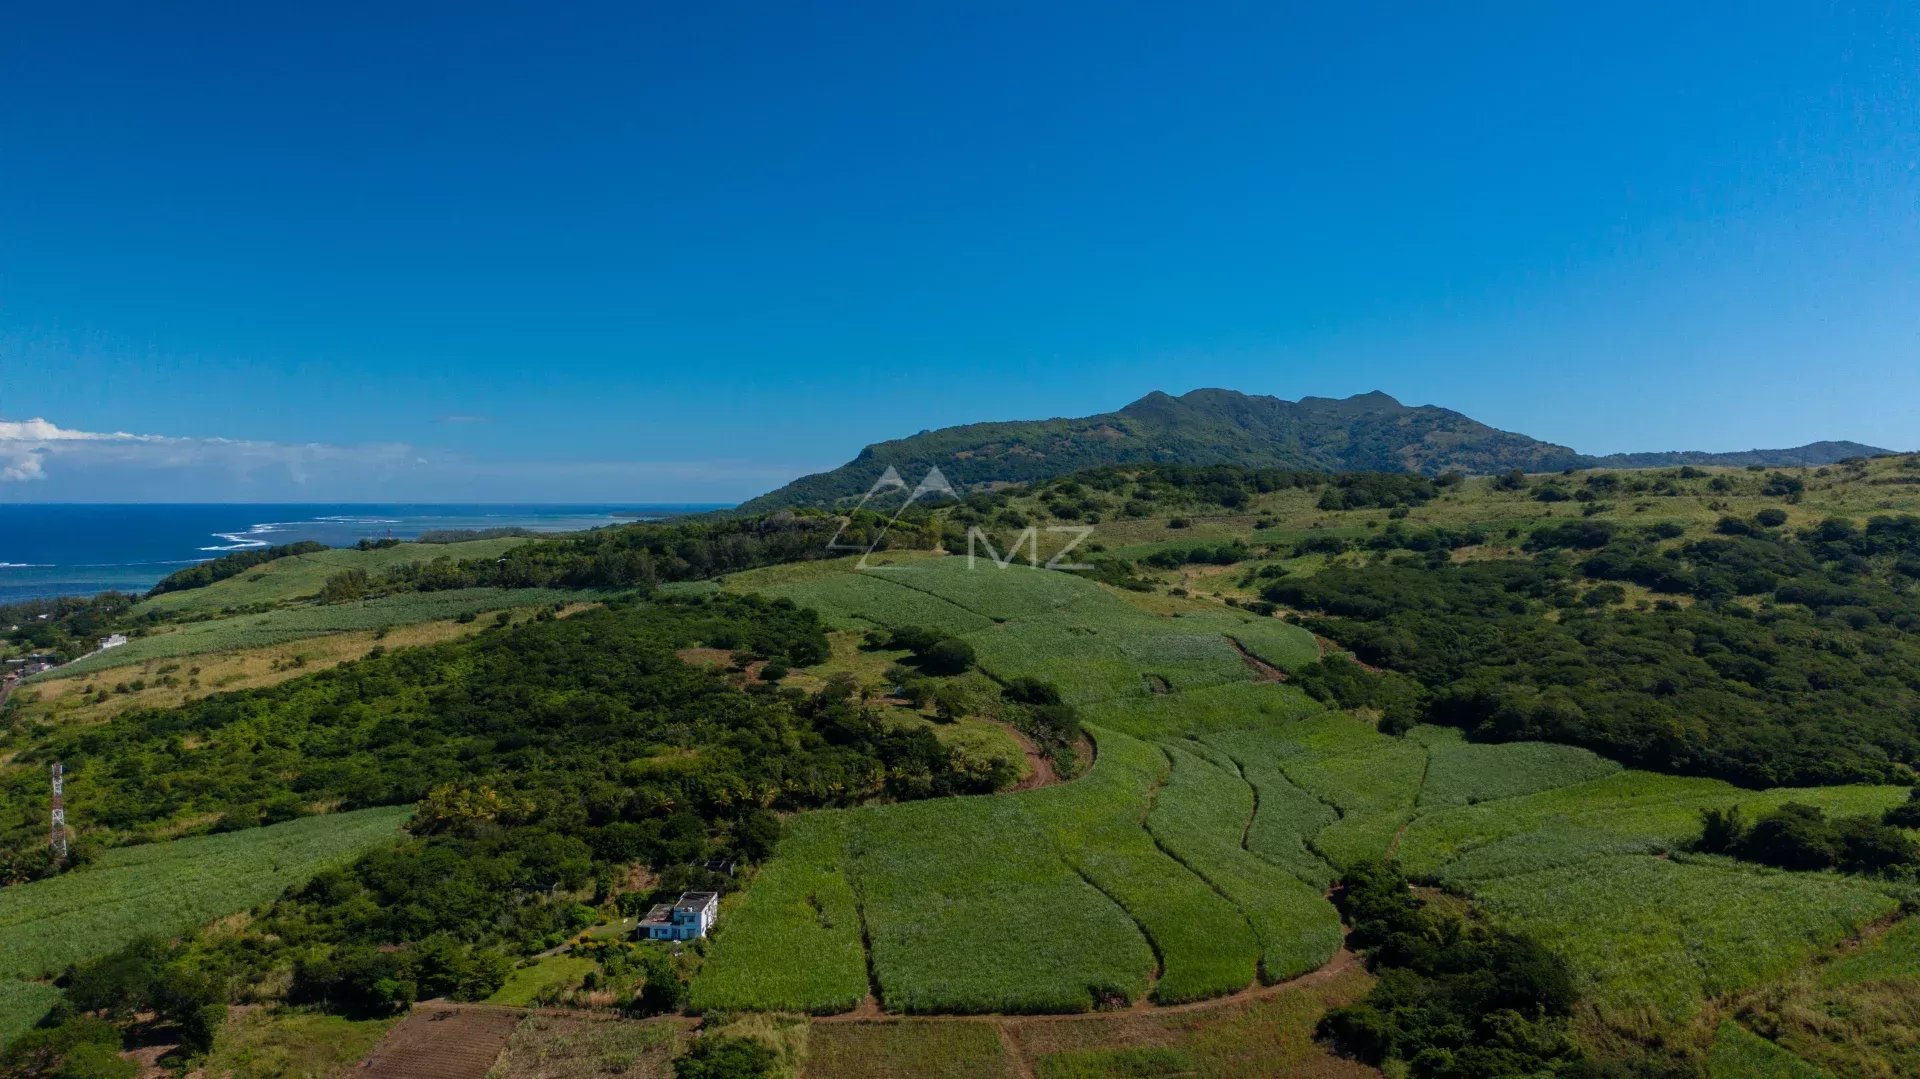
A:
358,1005,524,1079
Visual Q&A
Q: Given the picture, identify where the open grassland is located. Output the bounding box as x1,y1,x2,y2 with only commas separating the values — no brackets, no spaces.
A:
1020,454,1920,570
691,813,871,1015
1012,965,1379,1079
9,611,544,727
486,955,598,1007
136,537,531,617
1741,981,1920,1079
0,806,411,981
198,1007,399,1079
43,588,591,678
802,1022,1015,1079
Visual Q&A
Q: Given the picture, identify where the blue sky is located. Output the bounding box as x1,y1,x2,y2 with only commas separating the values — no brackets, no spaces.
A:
2,2,1916,502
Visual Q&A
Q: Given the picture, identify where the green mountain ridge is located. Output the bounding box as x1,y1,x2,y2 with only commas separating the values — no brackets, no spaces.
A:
742,389,1892,510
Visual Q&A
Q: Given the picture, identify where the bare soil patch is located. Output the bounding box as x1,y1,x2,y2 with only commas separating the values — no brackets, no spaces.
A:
358,1005,524,1079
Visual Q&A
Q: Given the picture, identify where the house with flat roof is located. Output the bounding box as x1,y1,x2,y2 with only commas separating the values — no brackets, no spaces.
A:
637,891,719,942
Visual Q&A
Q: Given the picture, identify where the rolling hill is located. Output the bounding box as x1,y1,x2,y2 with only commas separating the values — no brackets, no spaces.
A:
741,389,1890,509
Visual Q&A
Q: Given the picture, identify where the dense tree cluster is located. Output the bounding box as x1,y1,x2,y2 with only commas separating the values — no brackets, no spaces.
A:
380,511,926,593
1270,515,1920,786
1320,864,1602,1079
1316,471,1456,511
0,595,973,875
1696,803,1919,876
1142,540,1251,569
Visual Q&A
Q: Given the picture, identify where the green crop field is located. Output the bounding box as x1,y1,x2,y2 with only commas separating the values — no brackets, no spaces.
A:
1145,748,1342,983
691,813,871,1014
0,806,412,982
1020,728,1261,1003
1078,682,1323,739
1472,855,1899,1019
45,587,591,677
1394,770,1911,880
0,980,64,1050
136,537,532,617
1198,728,1339,887
849,793,1154,1014
1412,727,1622,808
728,556,1318,706
674,471,1920,1077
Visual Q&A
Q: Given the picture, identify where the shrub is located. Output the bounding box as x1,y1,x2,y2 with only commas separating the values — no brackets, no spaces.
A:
674,1035,778,1079
920,638,976,676
0,1014,136,1079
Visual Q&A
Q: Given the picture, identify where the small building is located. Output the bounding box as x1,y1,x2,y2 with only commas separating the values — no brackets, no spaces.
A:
701,857,738,877
637,891,719,941
98,634,129,651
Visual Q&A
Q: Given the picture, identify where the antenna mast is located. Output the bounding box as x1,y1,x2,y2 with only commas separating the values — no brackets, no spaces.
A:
49,762,68,865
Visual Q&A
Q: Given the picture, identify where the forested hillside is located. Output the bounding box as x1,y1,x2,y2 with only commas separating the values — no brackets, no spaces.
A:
740,388,1891,509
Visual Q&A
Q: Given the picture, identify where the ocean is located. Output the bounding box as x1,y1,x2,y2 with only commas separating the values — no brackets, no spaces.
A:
0,503,729,604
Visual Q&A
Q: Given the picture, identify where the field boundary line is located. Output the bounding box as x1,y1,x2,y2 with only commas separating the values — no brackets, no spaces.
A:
1139,746,1267,968
852,565,1011,624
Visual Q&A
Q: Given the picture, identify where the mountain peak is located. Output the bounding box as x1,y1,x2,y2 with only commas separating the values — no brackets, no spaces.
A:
736,388,1891,511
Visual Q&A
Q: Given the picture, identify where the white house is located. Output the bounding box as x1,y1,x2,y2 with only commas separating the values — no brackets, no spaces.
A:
637,891,719,942
98,634,129,651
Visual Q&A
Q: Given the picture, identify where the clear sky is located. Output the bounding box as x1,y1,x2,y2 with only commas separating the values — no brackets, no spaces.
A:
2,2,1916,502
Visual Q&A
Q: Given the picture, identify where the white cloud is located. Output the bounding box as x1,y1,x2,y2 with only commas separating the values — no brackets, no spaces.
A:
0,416,417,488
0,416,810,501
0,417,163,481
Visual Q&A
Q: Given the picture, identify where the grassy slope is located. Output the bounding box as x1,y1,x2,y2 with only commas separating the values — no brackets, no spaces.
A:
198,1008,399,1079
136,537,530,617
0,806,412,982
44,587,587,678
